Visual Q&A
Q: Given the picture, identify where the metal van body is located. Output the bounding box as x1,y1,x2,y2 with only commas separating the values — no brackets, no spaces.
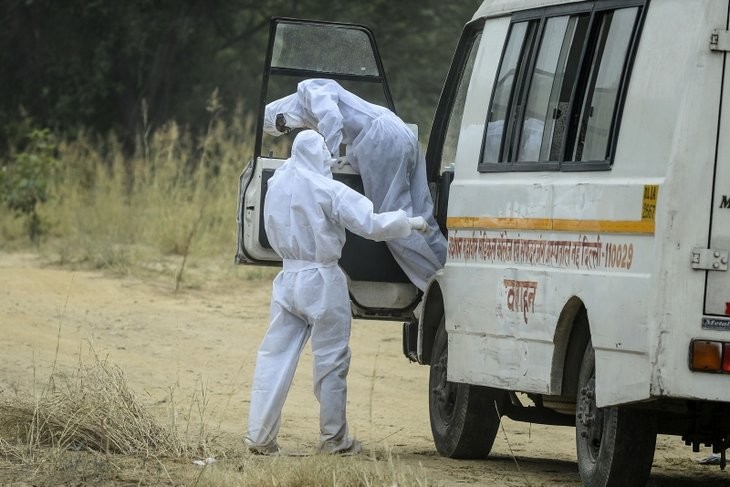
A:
408,1,730,477
426,0,730,409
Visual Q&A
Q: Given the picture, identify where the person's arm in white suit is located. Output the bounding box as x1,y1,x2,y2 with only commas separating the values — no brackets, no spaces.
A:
331,184,412,241
298,81,344,156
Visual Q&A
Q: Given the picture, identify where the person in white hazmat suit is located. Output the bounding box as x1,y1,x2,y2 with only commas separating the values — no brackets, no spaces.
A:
245,130,428,455
262,78,446,291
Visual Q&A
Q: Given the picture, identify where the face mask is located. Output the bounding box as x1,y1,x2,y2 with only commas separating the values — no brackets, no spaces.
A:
283,112,304,130
275,113,291,134
263,94,306,136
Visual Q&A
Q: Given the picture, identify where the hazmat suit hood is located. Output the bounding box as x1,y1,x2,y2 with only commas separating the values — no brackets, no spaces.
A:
286,130,334,177
263,94,308,136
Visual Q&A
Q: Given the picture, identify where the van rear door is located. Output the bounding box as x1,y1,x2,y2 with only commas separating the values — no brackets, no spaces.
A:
236,18,420,321
705,13,730,320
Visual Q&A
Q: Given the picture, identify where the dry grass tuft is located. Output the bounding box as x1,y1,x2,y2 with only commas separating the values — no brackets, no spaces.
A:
187,449,433,487
0,348,437,486
0,353,435,485
0,350,185,460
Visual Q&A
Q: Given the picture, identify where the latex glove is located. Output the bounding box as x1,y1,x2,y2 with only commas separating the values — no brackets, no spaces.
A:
328,155,349,170
408,216,429,233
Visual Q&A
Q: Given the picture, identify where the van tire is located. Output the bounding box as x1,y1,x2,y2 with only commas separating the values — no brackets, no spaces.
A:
428,317,504,459
575,342,656,487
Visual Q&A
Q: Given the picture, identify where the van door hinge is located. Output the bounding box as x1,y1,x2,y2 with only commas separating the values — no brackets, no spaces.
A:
691,248,729,271
710,29,730,52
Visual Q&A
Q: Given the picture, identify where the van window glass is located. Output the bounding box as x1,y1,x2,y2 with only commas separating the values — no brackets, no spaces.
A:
518,16,570,162
503,23,538,161
484,22,529,162
441,32,482,173
271,23,379,76
574,7,639,161
479,1,644,171
542,15,589,161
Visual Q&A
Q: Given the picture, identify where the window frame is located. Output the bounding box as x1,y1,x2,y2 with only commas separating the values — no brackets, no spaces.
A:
477,0,648,173
255,17,394,161
426,17,486,183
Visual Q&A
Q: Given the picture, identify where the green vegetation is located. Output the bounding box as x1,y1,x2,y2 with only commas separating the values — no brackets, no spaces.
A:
0,128,59,243
0,98,277,288
0,1,480,284
0,1,479,153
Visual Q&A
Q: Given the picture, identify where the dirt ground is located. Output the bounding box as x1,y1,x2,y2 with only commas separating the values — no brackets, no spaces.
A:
1,251,728,486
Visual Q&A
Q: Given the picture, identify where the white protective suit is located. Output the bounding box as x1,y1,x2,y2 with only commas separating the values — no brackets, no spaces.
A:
263,78,447,291
246,130,418,453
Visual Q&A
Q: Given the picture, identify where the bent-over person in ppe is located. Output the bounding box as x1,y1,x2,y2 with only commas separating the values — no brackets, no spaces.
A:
245,130,429,455
262,78,446,291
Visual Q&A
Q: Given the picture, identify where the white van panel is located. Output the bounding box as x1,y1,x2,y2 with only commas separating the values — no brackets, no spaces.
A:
636,1,729,401
615,1,725,178
240,157,283,261
707,21,730,318
473,0,582,20
444,0,730,406
444,234,653,400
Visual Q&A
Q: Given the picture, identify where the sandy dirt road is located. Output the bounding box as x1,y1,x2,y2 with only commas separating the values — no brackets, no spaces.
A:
1,251,728,485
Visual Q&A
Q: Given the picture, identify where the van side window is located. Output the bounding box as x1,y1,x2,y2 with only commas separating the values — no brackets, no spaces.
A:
441,31,483,173
525,15,589,162
572,8,640,162
480,1,644,172
484,22,531,163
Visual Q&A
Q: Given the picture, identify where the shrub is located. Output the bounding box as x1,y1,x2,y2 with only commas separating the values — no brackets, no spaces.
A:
0,128,60,242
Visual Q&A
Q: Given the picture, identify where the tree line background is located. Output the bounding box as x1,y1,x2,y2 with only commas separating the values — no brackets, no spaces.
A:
1,0,481,154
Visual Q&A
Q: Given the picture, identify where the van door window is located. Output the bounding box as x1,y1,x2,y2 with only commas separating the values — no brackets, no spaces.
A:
544,15,590,162
479,1,644,172
518,15,574,162
441,31,483,172
573,8,640,162
484,22,531,163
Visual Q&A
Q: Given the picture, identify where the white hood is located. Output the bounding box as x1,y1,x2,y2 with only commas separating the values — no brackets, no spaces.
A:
283,130,333,177
263,93,307,136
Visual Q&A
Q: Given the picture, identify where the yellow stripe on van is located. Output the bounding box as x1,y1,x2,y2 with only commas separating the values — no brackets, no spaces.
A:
447,217,655,234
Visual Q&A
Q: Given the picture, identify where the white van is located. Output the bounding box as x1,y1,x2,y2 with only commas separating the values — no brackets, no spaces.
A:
237,2,730,485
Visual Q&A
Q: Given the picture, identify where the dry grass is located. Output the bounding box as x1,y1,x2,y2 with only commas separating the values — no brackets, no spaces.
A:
0,346,192,485
0,350,185,460
0,100,439,485
0,344,436,486
193,452,433,487
0,98,276,289
0,352,434,486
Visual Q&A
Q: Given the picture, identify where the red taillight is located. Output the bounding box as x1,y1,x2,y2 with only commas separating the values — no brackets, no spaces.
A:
724,344,730,373
690,340,723,372
726,302,730,316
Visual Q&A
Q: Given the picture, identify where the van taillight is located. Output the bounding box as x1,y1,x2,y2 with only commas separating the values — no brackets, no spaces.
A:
690,341,723,371
724,344,730,373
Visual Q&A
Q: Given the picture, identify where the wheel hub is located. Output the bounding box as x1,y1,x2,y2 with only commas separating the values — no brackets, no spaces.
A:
577,376,604,460
431,353,457,422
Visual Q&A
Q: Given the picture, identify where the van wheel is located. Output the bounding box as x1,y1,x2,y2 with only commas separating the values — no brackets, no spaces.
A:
575,342,656,487
428,317,505,459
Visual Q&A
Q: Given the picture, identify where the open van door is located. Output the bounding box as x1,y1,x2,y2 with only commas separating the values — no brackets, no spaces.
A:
705,22,730,323
235,18,420,321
